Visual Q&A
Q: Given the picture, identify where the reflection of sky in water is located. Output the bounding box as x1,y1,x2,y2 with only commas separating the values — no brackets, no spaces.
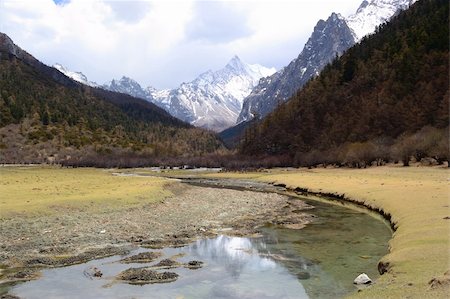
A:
9,199,391,299
10,235,308,299
188,235,276,279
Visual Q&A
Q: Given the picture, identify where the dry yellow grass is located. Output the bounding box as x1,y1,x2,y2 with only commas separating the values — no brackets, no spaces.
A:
0,166,171,218
1,165,448,297
251,166,450,298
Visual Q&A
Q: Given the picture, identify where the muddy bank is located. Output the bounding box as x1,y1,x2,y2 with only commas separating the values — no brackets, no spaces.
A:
117,268,179,285
120,251,162,264
0,179,312,287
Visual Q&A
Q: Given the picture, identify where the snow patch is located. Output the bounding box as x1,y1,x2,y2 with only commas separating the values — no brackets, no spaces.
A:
53,63,98,87
346,0,417,41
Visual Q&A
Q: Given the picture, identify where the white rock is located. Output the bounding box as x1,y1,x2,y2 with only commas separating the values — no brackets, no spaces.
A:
354,273,372,284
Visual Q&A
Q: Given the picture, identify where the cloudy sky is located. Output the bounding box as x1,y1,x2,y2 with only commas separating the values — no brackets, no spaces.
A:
0,0,363,89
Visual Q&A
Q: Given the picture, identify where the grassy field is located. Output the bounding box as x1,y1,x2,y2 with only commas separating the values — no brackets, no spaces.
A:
1,165,448,298
242,166,449,298
0,166,171,218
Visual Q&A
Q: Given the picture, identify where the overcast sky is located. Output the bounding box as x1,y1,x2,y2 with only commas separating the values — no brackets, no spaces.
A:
0,0,363,89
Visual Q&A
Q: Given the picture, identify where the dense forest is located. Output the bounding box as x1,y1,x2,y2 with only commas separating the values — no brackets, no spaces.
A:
0,33,224,165
239,0,449,167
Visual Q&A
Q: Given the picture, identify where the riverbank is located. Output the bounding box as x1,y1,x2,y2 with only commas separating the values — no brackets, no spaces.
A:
1,165,448,298
0,166,311,289
240,166,449,298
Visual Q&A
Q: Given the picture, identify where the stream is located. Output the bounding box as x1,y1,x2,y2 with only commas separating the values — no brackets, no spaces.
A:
7,178,392,299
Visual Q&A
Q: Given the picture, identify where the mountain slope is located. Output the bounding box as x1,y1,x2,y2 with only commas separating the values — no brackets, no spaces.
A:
238,0,417,124
239,0,448,163
0,32,224,163
238,13,354,123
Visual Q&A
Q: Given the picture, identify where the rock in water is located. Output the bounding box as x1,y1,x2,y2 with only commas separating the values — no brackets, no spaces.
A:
354,273,372,284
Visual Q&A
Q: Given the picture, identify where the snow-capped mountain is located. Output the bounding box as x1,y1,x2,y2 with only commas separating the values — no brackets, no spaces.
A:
150,56,275,131
99,56,274,131
237,0,417,123
53,56,273,131
238,13,354,123
103,76,154,101
346,0,417,41
53,63,98,87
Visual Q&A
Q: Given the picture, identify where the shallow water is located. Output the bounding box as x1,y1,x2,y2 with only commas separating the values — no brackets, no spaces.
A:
9,197,391,299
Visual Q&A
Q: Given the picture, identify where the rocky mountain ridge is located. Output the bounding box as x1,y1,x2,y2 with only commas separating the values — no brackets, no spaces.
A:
237,0,418,123
55,56,274,132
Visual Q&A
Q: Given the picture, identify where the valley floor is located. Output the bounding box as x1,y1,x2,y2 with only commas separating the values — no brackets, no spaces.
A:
203,165,450,298
0,166,309,288
1,165,448,298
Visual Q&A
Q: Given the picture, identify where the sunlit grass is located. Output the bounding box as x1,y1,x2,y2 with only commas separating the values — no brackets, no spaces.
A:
251,166,450,298
0,166,171,218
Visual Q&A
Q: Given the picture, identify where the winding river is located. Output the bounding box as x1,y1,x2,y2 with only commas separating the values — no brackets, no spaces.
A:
8,179,392,299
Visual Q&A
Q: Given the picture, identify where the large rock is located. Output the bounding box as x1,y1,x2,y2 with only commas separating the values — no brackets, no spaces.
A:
354,273,372,284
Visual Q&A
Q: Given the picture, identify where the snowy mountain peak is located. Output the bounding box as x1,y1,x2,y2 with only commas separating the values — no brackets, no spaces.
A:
330,12,344,21
228,54,242,65
104,76,151,100
100,55,274,131
110,76,140,87
53,63,68,73
346,0,417,41
52,63,98,87
147,56,275,131
238,11,354,123
356,0,370,13
237,0,417,125
225,55,246,72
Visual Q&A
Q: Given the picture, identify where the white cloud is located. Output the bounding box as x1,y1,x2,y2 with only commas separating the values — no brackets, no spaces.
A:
0,0,362,89
186,1,253,43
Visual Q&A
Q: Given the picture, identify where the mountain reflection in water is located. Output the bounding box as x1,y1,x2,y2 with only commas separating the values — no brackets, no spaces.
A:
9,198,391,299
10,235,308,299
187,235,276,279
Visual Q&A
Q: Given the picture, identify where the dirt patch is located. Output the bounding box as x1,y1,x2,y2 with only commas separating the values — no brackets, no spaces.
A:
141,234,193,249
120,252,162,264
185,260,203,269
24,246,130,268
117,268,178,284
429,271,450,289
150,259,180,269
2,268,40,284
223,197,314,236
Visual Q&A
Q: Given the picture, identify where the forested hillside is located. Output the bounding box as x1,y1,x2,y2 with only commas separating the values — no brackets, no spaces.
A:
240,0,448,167
0,33,224,165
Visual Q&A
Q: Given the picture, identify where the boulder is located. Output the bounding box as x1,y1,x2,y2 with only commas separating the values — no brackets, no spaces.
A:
354,273,372,284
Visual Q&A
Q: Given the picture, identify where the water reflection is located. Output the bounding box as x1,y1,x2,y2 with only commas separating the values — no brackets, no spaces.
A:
8,199,391,299
188,235,276,279
10,235,308,299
